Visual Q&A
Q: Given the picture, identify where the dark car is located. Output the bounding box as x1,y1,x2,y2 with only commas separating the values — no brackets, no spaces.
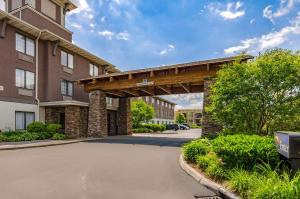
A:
179,124,190,130
166,124,180,131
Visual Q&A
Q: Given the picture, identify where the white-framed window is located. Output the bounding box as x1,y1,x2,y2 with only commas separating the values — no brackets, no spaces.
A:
41,0,56,20
11,0,22,11
15,111,35,130
0,0,6,11
61,51,74,69
61,80,73,96
106,97,113,106
25,0,35,8
89,64,99,77
16,33,35,56
16,69,35,90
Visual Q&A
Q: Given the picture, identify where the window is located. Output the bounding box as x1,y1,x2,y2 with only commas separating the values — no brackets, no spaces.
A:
89,64,99,76
25,0,35,8
16,33,35,56
106,97,113,106
16,69,35,90
11,0,22,11
41,0,56,20
0,0,6,11
15,112,35,130
61,80,73,96
61,51,74,69
152,98,155,104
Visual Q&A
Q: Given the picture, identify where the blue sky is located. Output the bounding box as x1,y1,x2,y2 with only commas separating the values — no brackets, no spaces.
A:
67,0,300,109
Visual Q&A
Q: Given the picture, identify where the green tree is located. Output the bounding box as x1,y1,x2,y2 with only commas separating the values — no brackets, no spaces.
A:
176,113,186,124
131,100,155,128
207,49,300,135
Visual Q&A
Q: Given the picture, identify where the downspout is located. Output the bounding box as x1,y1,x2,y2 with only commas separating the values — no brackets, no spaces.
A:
35,31,42,121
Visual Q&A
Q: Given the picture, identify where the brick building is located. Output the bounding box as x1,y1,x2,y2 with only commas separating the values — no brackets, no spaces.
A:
131,96,176,125
0,0,122,137
175,109,202,126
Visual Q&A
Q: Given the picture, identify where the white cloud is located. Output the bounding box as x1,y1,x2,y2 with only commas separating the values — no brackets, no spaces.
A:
225,12,300,54
250,18,255,24
208,1,245,20
70,23,82,29
101,16,106,22
98,30,130,41
98,30,115,40
116,32,130,40
160,44,175,55
162,94,203,110
89,23,95,28
69,0,91,15
263,0,299,23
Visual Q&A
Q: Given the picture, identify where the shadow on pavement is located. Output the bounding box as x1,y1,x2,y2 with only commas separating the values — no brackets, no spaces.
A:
84,135,195,148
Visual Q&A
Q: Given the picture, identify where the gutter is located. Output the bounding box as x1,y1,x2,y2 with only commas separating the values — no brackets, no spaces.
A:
35,31,42,121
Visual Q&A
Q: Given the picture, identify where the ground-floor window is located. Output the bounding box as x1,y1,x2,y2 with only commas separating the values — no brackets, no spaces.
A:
15,111,35,130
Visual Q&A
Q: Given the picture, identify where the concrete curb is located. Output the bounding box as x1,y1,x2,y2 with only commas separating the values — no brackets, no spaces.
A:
0,138,102,151
179,154,240,199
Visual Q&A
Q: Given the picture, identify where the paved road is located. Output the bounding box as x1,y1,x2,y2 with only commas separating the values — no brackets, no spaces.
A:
0,129,215,199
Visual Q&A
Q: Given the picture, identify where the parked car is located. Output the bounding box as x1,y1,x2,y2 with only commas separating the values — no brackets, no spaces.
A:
179,124,190,130
182,123,190,128
166,124,179,131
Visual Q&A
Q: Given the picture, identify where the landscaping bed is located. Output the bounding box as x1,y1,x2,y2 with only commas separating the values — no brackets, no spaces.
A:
133,124,167,134
182,134,300,199
0,122,67,142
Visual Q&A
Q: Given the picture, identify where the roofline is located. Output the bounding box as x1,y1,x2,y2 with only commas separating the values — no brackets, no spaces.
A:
153,96,177,105
79,55,254,83
0,9,120,73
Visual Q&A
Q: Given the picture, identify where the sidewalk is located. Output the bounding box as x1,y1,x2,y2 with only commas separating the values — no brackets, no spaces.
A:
0,138,101,150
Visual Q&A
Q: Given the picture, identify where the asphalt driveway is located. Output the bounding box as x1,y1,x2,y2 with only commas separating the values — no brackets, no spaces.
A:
0,129,215,199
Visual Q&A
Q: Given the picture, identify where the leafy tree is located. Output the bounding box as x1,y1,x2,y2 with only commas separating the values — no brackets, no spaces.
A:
176,113,186,124
207,49,300,135
131,100,155,128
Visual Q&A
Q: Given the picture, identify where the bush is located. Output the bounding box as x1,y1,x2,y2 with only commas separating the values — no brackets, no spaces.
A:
52,133,67,140
46,124,62,133
191,124,201,129
0,132,39,142
27,122,46,133
206,163,228,181
196,152,219,170
182,139,211,163
211,134,280,170
37,132,53,140
229,164,300,199
133,128,154,134
142,124,166,132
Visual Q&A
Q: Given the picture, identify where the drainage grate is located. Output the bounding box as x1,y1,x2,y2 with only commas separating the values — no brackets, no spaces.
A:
194,195,222,199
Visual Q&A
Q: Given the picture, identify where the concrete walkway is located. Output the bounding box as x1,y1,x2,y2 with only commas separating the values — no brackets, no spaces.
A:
0,129,216,199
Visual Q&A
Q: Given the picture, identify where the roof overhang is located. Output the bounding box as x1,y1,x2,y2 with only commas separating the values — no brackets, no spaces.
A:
40,100,89,107
0,10,119,73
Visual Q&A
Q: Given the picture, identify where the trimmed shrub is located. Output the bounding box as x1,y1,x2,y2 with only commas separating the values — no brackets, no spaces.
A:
196,152,219,170
46,124,62,133
0,132,39,142
142,124,166,132
27,122,46,133
182,139,211,163
133,128,154,134
37,132,53,140
211,134,280,170
52,133,67,140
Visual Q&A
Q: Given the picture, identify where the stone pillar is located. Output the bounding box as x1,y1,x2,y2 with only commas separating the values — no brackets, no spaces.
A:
88,90,107,137
65,106,81,138
202,78,222,137
117,97,132,135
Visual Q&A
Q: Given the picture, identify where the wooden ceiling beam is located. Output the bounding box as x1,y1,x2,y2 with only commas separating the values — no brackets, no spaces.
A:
139,88,155,96
122,89,139,97
179,83,190,93
157,85,172,95
106,91,125,97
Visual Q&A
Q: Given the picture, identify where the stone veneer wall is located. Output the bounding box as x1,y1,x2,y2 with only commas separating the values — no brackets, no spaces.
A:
117,97,132,135
79,107,89,137
107,110,117,136
88,90,108,137
65,106,81,138
45,107,65,124
202,78,222,137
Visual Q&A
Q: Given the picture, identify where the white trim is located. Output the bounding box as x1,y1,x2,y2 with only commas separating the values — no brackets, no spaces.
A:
40,100,89,107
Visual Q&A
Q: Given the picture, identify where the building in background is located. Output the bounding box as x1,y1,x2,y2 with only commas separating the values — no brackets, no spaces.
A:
175,109,202,126
131,96,176,125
